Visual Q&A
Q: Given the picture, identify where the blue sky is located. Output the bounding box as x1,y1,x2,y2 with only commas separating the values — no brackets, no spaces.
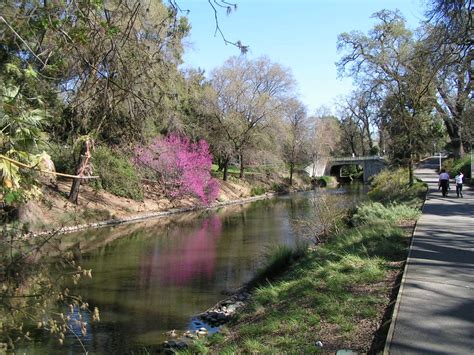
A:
180,0,426,115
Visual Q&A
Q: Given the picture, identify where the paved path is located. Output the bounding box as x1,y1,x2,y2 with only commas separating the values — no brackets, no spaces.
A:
385,157,474,354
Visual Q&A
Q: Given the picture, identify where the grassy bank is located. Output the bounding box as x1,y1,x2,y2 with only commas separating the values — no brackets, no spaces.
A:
186,169,425,354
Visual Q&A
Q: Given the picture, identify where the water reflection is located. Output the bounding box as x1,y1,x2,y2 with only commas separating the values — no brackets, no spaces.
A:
140,216,222,287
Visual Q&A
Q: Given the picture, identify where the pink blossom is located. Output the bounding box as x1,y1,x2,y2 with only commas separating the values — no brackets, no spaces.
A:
134,134,219,205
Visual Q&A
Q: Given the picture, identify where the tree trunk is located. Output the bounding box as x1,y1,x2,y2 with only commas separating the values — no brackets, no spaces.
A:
217,158,225,172
451,131,464,159
68,139,92,204
289,162,294,186
222,158,229,181
408,155,414,186
239,154,244,179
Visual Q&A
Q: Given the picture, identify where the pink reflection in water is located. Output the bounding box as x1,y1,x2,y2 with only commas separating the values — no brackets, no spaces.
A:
139,216,222,287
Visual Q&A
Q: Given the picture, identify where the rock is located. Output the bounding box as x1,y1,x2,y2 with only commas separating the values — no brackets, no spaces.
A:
163,339,188,350
226,304,237,313
176,341,188,350
165,329,177,337
196,330,208,338
217,313,227,320
163,340,177,348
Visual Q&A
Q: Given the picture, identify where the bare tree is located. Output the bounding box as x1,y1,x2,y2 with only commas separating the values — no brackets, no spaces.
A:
206,56,295,180
281,99,310,185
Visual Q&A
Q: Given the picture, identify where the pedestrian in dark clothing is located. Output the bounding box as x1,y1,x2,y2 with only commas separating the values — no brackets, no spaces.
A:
438,169,450,197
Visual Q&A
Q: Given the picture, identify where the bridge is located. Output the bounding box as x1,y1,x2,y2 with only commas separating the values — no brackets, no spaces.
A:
305,155,388,183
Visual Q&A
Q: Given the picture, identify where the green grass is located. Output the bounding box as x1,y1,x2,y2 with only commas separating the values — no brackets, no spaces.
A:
352,202,421,226
211,164,261,176
250,185,267,196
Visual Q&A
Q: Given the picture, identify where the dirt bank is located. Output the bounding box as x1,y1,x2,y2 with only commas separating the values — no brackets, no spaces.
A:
18,173,310,234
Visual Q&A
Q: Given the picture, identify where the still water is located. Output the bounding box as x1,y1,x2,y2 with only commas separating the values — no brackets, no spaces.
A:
28,186,366,353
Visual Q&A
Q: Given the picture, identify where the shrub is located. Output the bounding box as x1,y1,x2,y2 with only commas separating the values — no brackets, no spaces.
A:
313,176,334,187
91,146,144,201
47,142,76,174
352,202,421,226
134,134,219,205
442,155,471,179
251,186,267,196
296,193,350,245
368,168,426,204
271,182,286,193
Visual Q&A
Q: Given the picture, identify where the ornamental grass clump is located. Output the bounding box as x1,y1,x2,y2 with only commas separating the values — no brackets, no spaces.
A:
352,202,421,226
134,134,219,205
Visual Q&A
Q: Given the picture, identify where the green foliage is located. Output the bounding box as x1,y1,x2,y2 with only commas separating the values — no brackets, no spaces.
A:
352,202,421,226
369,146,380,155
340,164,361,178
368,168,427,204
313,175,334,187
250,185,267,196
442,155,471,179
0,225,99,351
47,142,76,174
0,61,51,194
270,182,286,193
91,146,143,201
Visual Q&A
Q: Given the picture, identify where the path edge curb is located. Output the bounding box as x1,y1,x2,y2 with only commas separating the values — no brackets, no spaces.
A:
382,180,430,354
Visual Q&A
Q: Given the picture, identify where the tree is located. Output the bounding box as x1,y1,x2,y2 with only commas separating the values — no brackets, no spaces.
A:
426,0,473,51
343,88,382,154
421,0,473,157
134,134,219,205
338,112,363,157
338,10,438,184
281,99,310,185
306,115,340,177
206,56,295,180
1,1,190,145
432,51,471,157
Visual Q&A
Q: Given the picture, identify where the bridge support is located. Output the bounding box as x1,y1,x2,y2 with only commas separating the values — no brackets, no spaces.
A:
362,160,387,183
320,156,388,183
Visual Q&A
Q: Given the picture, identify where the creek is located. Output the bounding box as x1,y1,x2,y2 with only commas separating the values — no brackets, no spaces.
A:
25,184,367,354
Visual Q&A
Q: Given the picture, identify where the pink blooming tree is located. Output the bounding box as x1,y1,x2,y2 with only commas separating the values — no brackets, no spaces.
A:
134,134,219,205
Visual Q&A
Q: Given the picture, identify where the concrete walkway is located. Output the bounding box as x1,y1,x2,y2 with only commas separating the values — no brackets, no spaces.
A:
385,157,474,354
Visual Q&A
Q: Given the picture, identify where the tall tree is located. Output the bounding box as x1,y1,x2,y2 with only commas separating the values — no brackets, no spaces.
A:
1,0,190,145
338,10,438,183
281,99,309,185
206,56,295,180
423,0,472,157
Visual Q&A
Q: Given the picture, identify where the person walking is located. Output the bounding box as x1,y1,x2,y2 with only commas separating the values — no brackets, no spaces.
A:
455,172,464,198
438,169,450,197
